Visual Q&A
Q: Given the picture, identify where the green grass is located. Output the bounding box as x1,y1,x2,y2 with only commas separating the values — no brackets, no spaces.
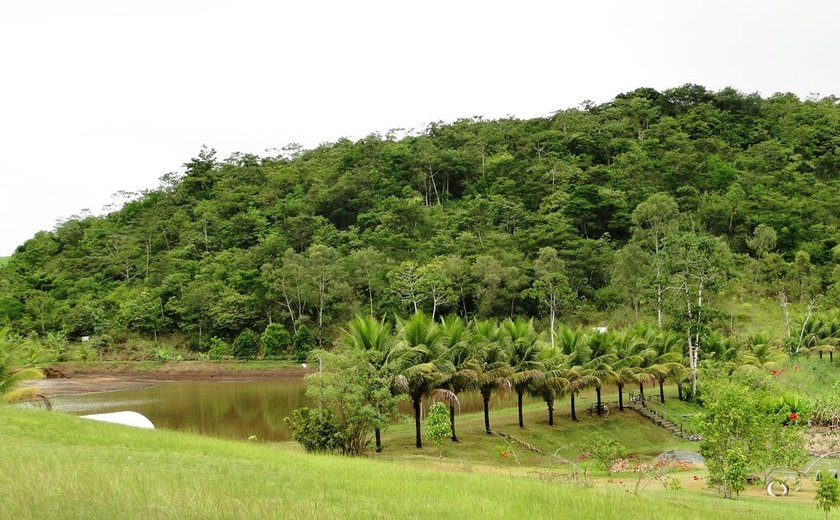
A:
0,405,823,520
379,389,698,468
0,256,8,266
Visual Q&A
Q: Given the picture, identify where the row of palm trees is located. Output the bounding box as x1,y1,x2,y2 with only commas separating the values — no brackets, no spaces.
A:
336,312,764,451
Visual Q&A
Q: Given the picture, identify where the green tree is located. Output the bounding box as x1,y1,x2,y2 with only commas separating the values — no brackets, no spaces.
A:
473,318,511,434
522,247,575,350
425,401,451,462
338,314,403,453
438,316,477,442
631,193,679,328
699,380,806,499
293,324,316,363
261,323,292,357
396,312,445,449
502,318,544,428
816,473,840,520
232,329,259,359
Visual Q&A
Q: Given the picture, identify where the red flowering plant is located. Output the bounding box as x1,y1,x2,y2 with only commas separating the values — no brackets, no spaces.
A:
774,394,809,427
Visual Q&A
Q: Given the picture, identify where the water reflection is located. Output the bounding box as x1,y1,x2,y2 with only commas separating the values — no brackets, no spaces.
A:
50,379,539,442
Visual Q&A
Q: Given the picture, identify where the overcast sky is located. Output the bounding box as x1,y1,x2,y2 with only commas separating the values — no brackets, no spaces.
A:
1,0,838,256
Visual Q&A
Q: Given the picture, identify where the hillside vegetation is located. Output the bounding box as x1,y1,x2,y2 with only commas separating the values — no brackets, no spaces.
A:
2,85,840,350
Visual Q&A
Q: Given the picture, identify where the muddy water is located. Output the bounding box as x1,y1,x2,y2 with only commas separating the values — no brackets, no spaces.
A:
50,379,539,442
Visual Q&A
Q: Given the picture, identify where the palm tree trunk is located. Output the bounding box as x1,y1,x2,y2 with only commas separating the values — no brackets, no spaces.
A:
677,382,683,401
639,382,646,408
547,397,554,426
659,378,666,403
517,390,524,428
413,396,422,448
570,392,577,421
449,403,458,442
618,382,624,411
596,385,602,416
831,351,834,363
375,427,382,453
482,388,492,434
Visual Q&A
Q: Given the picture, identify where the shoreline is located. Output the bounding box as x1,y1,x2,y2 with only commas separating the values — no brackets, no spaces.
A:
34,361,313,396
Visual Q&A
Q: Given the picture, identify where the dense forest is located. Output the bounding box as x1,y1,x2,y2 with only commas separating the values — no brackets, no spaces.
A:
2,85,840,352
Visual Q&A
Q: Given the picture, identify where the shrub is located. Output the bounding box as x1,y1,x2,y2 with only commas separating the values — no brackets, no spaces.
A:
208,337,232,360
293,325,315,362
426,402,451,461
583,433,628,474
233,329,259,359
816,473,840,520
285,407,341,453
261,323,291,358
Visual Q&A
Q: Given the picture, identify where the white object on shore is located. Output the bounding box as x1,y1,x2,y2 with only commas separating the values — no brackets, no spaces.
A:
80,411,155,429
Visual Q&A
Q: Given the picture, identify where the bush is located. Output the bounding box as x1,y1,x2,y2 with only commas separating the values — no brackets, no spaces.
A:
232,329,259,359
285,407,341,453
261,323,292,358
293,325,315,362
583,433,628,474
208,337,232,360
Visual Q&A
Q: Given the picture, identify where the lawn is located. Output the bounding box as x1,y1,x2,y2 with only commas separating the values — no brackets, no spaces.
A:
1,402,825,520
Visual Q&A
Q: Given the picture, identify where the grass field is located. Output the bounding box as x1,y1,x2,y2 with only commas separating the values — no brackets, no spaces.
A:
1,399,825,520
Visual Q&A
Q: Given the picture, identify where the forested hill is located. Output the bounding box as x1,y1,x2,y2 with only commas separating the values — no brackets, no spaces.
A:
3,85,840,348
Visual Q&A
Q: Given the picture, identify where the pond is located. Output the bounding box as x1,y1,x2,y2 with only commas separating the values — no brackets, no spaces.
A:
49,378,542,442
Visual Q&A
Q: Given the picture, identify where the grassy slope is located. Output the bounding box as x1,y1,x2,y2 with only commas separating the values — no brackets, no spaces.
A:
1,406,818,520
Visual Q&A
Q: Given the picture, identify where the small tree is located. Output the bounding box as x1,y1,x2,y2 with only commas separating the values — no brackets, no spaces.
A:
293,348,402,456
699,378,807,499
232,329,259,359
293,324,315,362
816,474,840,520
722,448,749,498
261,323,292,358
207,336,231,360
584,433,628,474
426,402,451,462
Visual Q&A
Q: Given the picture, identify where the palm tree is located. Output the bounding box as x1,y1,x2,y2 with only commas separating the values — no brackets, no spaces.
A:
612,329,645,412
0,328,46,406
557,326,588,421
395,312,447,449
742,333,785,370
648,330,684,403
338,314,402,453
438,316,478,442
473,319,511,434
502,318,544,428
528,347,570,426
582,331,617,416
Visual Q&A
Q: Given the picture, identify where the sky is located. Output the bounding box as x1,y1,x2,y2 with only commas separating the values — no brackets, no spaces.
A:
1,0,839,256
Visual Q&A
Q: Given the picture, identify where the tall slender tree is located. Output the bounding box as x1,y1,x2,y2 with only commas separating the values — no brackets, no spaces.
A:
396,312,446,448
502,318,544,428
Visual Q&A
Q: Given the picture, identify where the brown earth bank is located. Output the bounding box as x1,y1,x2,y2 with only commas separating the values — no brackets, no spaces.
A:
32,361,313,396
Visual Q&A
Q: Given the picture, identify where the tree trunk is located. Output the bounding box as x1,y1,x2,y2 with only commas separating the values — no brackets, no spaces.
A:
596,385,603,416
547,398,554,426
831,351,834,363
659,378,666,403
449,403,458,442
677,382,683,401
375,427,382,453
517,390,524,428
570,392,577,421
618,383,624,411
820,351,823,360
413,396,422,448
639,382,646,408
482,390,492,434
